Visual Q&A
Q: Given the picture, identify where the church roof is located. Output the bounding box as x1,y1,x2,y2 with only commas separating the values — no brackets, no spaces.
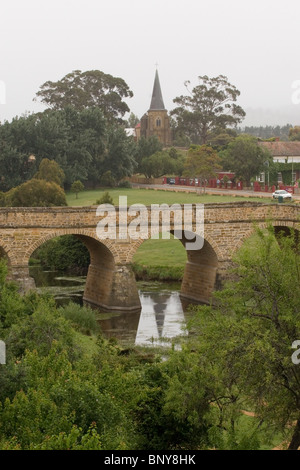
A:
149,70,166,111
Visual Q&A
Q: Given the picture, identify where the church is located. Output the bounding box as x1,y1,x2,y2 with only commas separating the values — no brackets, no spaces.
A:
135,69,173,146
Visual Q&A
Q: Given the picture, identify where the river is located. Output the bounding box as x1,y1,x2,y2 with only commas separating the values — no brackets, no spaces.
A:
29,266,189,348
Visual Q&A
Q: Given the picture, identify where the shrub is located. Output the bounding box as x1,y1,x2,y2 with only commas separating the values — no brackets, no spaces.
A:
58,302,99,335
118,180,132,189
96,191,114,205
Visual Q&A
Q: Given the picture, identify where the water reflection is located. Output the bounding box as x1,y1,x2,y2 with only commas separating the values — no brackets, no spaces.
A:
29,266,188,347
136,290,187,348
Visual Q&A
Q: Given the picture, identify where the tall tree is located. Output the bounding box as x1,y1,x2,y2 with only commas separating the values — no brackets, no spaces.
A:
34,70,133,122
171,75,245,145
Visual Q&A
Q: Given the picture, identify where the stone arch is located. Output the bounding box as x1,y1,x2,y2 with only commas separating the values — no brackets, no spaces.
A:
0,243,11,266
24,230,141,312
131,230,220,305
179,231,219,305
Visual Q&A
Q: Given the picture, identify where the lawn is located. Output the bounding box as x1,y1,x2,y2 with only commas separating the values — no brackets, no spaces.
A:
132,234,187,268
66,188,269,207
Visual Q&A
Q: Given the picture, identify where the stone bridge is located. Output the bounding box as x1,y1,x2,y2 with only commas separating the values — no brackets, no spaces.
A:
0,202,299,312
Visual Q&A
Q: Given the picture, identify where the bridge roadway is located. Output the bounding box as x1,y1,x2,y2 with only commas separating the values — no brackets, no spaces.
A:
0,202,299,311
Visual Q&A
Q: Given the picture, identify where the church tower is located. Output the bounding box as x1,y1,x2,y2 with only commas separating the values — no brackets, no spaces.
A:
140,69,172,146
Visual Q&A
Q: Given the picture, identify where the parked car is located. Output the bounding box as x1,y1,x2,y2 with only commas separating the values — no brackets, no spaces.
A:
272,189,292,201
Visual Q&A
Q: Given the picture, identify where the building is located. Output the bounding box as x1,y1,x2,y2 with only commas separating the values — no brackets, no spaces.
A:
258,141,300,183
138,69,173,146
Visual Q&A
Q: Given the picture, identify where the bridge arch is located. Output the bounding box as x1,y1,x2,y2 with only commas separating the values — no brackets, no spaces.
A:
132,230,220,305
25,230,141,312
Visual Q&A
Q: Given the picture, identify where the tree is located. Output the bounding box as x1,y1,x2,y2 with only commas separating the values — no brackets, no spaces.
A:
7,179,67,207
140,151,182,179
35,158,65,186
171,75,246,145
126,112,140,128
288,126,300,141
187,227,300,450
184,145,221,192
103,126,137,183
34,70,133,122
221,134,272,186
71,180,84,199
135,136,163,171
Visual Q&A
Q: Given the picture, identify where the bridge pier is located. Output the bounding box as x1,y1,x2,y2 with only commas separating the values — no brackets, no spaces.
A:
83,263,141,313
9,265,36,293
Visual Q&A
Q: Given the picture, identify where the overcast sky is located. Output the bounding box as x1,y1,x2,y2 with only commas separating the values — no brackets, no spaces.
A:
1,0,300,126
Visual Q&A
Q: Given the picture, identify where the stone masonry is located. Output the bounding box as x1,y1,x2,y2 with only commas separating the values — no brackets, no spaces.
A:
0,202,299,311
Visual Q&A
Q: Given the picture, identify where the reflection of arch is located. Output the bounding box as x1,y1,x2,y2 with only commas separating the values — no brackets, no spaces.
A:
133,230,219,305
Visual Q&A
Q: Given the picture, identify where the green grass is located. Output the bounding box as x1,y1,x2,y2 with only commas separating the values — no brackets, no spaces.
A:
132,234,187,267
66,188,269,207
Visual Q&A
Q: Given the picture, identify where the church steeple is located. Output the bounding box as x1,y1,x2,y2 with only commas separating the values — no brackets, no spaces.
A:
149,69,166,111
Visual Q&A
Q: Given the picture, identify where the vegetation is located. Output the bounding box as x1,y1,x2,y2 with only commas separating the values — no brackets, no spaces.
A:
71,180,85,199
6,179,67,207
66,188,269,207
1,224,297,450
32,235,90,272
34,69,133,123
184,145,221,192
171,75,245,145
35,158,65,186
221,134,272,186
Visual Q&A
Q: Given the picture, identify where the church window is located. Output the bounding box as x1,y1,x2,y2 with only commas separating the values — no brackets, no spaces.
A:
156,118,161,127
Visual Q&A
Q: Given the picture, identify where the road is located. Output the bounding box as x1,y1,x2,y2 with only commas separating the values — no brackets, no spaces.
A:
131,183,300,202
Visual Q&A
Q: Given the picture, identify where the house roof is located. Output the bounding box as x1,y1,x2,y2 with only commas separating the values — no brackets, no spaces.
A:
258,141,300,156
149,70,166,111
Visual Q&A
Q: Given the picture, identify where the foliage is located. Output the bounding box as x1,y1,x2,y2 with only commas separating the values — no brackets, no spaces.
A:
71,180,85,199
288,125,300,141
237,124,292,141
187,226,300,450
171,75,245,145
118,180,132,188
100,170,116,188
135,136,163,170
140,150,184,179
0,107,137,190
32,235,90,272
184,145,221,190
96,191,114,205
34,69,133,122
221,134,272,185
58,302,99,336
7,178,67,207
35,158,65,186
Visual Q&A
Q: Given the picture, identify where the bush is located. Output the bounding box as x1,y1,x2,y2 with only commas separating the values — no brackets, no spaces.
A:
9,179,67,207
118,180,132,189
96,191,114,205
58,302,99,335
100,171,115,188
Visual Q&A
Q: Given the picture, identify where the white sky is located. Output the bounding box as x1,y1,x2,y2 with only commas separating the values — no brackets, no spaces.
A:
1,0,300,126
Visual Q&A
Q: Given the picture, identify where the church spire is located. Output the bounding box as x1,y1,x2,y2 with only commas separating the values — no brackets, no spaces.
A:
149,69,166,111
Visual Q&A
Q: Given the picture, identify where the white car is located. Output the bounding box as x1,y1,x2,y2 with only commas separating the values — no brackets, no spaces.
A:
272,189,292,201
